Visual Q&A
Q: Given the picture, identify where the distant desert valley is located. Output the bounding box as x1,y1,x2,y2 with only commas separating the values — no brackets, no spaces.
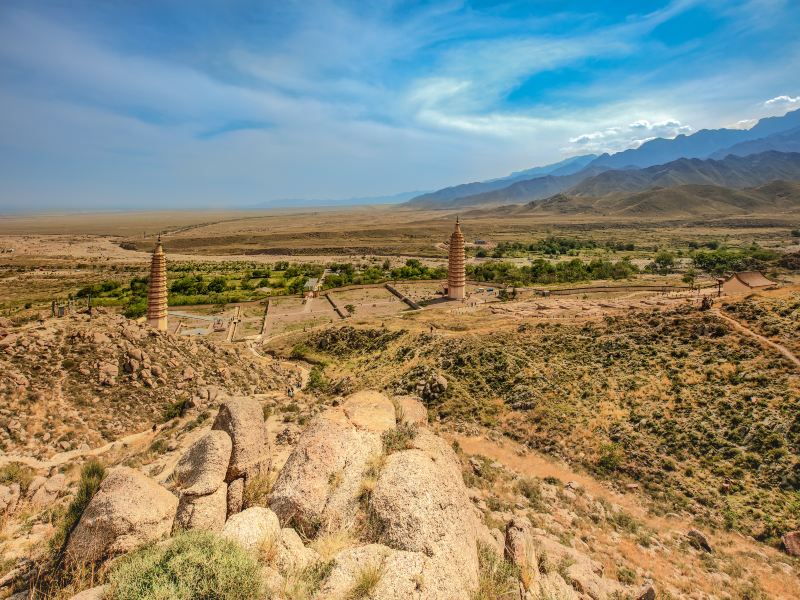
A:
2,120,800,600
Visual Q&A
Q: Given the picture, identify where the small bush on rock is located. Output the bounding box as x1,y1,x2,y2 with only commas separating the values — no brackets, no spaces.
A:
107,531,263,600
472,542,519,600
381,423,417,454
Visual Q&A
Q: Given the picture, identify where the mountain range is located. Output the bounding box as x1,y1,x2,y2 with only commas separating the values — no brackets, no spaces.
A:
464,180,800,219
406,108,800,210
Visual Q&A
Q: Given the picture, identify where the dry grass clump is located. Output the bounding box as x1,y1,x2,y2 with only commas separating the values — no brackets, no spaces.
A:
279,560,334,600
345,559,385,599
50,460,106,558
472,542,519,600
309,527,357,562
106,531,263,600
243,471,274,509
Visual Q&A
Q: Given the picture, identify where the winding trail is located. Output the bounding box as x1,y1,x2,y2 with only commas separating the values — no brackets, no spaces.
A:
713,308,800,369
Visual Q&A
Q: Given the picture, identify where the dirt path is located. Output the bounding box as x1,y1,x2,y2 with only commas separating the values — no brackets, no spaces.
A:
0,427,156,470
714,309,800,368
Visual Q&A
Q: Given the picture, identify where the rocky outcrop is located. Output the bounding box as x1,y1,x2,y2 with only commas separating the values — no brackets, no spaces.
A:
275,527,319,573
394,395,428,426
505,517,538,586
342,390,397,432
0,483,21,514
173,430,232,496
370,426,485,599
227,477,245,518
30,473,66,508
212,396,269,481
65,467,177,562
67,585,107,600
782,530,800,556
687,529,713,553
269,391,393,535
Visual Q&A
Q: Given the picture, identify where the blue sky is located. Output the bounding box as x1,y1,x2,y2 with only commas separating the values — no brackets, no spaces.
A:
0,0,798,212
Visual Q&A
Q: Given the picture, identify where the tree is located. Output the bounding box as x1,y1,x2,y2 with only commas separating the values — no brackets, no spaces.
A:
652,251,675,274
207,277,227,293
344,304,355,315
682,268,697,287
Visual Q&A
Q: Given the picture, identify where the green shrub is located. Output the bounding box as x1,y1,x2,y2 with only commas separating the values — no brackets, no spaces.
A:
107,531,263,600
596,443,624,474
0,462,34,494
381,423,418,454
163,399,189,422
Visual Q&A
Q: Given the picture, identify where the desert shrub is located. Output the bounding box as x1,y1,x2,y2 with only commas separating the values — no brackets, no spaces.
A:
381,423,418,454
280,559,335,599
472,542,519,600
596,443,625,474
50,460,106,558
163,399,189,422
148,439,168,455
0,462,34,494
617,565,637,584
243,473,273,509
106,531,263,600
516,477,544,509
305,366,328,393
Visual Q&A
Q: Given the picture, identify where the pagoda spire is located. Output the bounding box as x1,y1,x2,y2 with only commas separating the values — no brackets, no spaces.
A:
447,218,465,300
146,235,168,331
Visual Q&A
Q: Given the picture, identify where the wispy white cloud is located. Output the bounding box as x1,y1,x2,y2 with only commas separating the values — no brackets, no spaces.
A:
764,95,800,107
567,119,693,154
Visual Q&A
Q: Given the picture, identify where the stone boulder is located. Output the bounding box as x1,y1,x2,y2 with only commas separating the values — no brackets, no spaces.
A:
314,544,426,600
635,583,657,600
221,507,281,554
174,430,232,496
269,400,384,535
341,391,396,433
0,483,21,514
275,527,319,573
212,397,268,481
370,438,483,598
533,573,579,600
393,396,428,426
227,477,245,517
66,467,177,562
30,473,66,508
505,518,538,588
782,530,800,556
687,529,713,553
68,585,107,600
174,484,227,532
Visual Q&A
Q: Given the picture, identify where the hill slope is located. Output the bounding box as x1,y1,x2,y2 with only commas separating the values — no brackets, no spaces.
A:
710,125,800,159
568,151,800,197
520,180,800,218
